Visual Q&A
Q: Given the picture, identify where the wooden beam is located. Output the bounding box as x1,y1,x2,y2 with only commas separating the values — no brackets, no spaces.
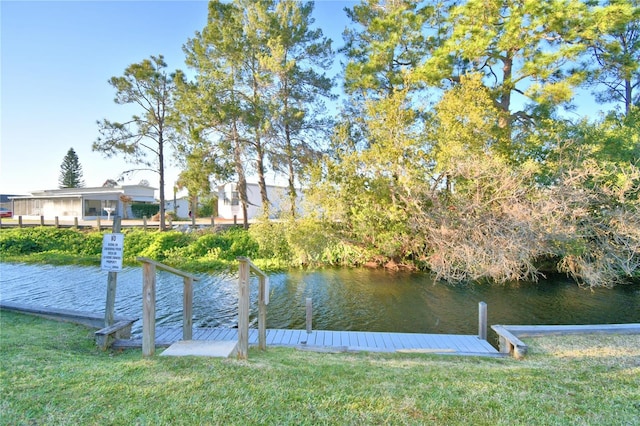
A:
142,261,156,357
237,258,250,359
136,257,199,281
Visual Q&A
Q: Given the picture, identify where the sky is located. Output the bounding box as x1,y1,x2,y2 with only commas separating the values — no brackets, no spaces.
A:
0,0,354,197
0,0,608,199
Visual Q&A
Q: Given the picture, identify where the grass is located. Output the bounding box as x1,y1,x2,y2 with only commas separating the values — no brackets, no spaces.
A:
1,311,639,425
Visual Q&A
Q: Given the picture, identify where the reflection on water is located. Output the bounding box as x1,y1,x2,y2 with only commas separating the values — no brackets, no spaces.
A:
1,263,638,337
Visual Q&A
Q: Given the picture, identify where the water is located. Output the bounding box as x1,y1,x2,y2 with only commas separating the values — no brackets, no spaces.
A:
1,263,639,338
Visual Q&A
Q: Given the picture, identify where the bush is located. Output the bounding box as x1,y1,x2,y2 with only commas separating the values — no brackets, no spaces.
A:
0,227,86,255
138,231,193,261
130,203,159,219
249,218,291,261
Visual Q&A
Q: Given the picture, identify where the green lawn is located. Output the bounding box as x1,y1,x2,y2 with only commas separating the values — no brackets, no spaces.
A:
1,311,638,425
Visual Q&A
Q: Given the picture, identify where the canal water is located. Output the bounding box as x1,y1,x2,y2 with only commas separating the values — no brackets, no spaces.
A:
1,263,639,338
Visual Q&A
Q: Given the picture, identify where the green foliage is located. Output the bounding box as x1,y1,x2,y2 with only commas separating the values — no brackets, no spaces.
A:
249,218,292,261
130,203,159,219
137,231,193,261
0,227,86,255
58,147,84,188
197,196,217,217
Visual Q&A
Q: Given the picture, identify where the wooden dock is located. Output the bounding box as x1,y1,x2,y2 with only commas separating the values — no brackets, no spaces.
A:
113,327,502,356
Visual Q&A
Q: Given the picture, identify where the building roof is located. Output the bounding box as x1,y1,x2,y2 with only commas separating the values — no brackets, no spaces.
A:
10,185,157,200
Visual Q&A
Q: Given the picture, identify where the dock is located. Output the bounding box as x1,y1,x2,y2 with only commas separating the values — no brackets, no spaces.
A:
113,326,502,356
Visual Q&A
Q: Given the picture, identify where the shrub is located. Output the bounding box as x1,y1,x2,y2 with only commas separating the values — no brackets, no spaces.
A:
138,231,194,261
130,203,159,219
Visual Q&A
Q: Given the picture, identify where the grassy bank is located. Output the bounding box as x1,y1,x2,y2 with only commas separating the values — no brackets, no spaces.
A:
1,311,638,425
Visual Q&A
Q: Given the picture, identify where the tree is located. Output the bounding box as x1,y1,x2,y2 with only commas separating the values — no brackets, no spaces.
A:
586,0,640,115
93,55,175,230
259,0,335,216
58,147,84,188
420,0,604,155
182,1,252,228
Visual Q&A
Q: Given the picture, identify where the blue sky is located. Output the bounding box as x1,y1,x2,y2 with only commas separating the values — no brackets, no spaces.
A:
1,0,354,196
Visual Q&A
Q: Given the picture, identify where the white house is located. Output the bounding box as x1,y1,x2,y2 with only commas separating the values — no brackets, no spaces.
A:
10,185,156,220
217,182,300,220
164,196,191,219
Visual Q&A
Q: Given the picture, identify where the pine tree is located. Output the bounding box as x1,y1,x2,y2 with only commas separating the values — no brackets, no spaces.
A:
59,147,84,188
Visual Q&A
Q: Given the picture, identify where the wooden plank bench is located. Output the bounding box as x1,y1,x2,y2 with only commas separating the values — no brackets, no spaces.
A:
95,319,137,350
491,325,528,359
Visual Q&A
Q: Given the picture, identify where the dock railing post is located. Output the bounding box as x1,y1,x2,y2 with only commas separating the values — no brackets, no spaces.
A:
306,298,313,334
478,301,487,340
258,275,267,350
183,277,193,340
237,258,250,360
142,261,157,357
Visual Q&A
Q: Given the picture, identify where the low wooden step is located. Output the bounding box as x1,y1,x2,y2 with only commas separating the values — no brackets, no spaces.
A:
159,340,238,358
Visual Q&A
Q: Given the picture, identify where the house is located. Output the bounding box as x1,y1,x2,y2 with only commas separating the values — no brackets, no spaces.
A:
10,185,156,220
217,182,300,220
164,196,191,219
1,194,21,211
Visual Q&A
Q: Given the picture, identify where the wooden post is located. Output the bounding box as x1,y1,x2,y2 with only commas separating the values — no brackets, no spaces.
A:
96,217,101,230
143,216,147,230
40,215,45,226
183,277,193,340
73,217,78,228
18,216,23,228
237,258,250,360
306,298,313,334
104,217,122,327
233,215,237,225
168,216,172,228
210,216,215,226
258,275,266,350
142,261,156,357
54,216,59,228
478,301,487,340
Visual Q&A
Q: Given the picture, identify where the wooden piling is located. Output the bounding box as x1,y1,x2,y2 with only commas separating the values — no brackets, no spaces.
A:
306,298,313,334
478,301,487,340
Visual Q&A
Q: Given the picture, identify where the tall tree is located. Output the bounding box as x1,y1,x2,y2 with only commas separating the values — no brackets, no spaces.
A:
182,1,252,228
259,0,335,216
422,0,602,152
58,147,84,188
586,0,640,115
93,55,175,230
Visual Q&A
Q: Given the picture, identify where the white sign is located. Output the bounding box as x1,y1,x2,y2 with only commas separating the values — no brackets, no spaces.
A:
101,233,124,272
